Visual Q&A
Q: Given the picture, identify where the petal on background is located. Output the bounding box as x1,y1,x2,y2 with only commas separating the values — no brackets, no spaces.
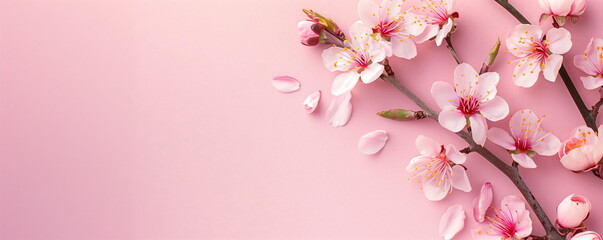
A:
358,130,389,154
512,152,537,168
272,75,300,93
331,72,360,96
580,76,603,90
445,144,466,164
473,182,493,223
450,165,471,192
303,90,321,113
469,115,488,146
487,127,516,150
326,91,353,127
439,204,466,240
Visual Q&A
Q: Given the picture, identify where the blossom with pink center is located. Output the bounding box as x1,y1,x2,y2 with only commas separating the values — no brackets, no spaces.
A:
358,0,428,59
413,0,457,46
407,135,471,201
431,63,509,146
559,125,603,172
574,38,603,90
472,195,533,240
539,0,586,26
487,109,561,168
506,24,572,88
322,21,386,96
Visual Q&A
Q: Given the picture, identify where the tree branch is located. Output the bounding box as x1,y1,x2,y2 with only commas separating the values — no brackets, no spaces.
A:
445,35,462,64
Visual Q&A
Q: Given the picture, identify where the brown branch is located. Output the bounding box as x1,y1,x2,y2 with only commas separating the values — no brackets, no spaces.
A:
592,88,603,121
445,35,462,64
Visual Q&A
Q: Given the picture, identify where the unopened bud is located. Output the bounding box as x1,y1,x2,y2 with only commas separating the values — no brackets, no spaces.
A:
486,39,501,67
377,109,426,121
302,9,343,38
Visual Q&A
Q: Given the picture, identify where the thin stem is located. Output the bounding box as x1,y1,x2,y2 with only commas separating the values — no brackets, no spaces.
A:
445,36,462,64
493,0,530,24
380,68,563,240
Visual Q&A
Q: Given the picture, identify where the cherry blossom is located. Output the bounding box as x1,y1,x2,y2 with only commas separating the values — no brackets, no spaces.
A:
559,125,603,172
557,194,591,229
413,0,457,46
322,21,386,96
572,231,602,240
574,38,603,90
407,135,471,201
487,109,561,168
472,195,533,240
506,24,572,87
431,63,509,146
539,0,586,26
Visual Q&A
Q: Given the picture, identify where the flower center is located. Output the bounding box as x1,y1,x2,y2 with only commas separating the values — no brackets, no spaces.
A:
487,207,518,238
527,40,550,61
375,19,398,37
562,137,584,155
352,53,371,70
514,137,532,153
457,96,480,115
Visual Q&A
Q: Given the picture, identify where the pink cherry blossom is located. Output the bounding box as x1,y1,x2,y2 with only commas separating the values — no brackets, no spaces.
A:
572,231,602,240
557,194,591,229
297,20,321,46
303,90,321,113
358,0,427,59
538,0,586,18
407,135,471,201
413,0,457,46
439,204,465,240
322,21,386,96
358,130,388,154
473,182,493,223
487,109,561,168
506,24,572,88
574,38,603,90
559,125,603,172
431,63,509,146
472,195,533,240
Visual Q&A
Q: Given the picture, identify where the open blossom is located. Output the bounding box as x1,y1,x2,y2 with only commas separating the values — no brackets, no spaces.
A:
539,0,586,26
358,0,427,59
574,38,603,90
322,21,386,96
572,231,602,240
559,125,603,172
407,135,471,201
431,63,509,146
487,109,561,168
557,194,591,229
413,0,457,46
506,24,572,88
472,195,532,240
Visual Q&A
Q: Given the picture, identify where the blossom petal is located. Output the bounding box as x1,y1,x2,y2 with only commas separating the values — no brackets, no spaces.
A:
571,231,603,240
303,90,321,113
391,36,418,59
546,28,572,54
542,54,563,82
501,196,532,238
413,24,439,43
439,109,467,132
445,144,466,164
580,76,603,90
473,182,493,223
423,177,451,201
512,152,537,168
479,96,509,121
531,132,561,156
475,72,499,102
469,114,488,146
358,130,388,154
326,91,353,127
451,165,471,192
416,135,440,157
573,38,601,76
272,76,301,93
431,81,459,110
439,204,466,240
454,63,479,98
331,72,360,96
512,57,541,88
360,62,384,84
560,145,598,172
435,18,453,46
487,127,516,151
506,24,543,58
322,47,354,72
358,0,379,26
398,12,427,37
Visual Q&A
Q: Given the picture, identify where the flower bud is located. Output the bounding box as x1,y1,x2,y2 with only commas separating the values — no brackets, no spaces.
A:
538,0,586,26
302,9,344,38
485,39,501,67
297,20,320,46
572,231,601,240
377,109,426,121
557,194,591,229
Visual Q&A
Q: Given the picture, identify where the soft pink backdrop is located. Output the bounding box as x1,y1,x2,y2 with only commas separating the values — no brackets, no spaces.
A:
1,0,603,239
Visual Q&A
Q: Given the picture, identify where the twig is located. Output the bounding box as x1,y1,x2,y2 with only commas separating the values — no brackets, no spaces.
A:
493,0,530,24
445,35,462,64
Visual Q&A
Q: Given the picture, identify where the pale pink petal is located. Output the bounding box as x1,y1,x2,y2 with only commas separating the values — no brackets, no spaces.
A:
514,210,533,238
358,0,379,26
439,109,467,132
391,36,418,59
546,28,572,54
360,62,384,84
506,24,543,58
416,135,441,157
569,0,586,16
407,156,431,172
479,96,509,121
512,57,541,88
501,195,528,218
469,114,488,146
431,81,459,110
580,76,603,90
435,18,453,46
451,165,472,192
512,152,537,168
331,72,360,96
473,182,493,223
358,130,389,154
322,47,354,72
571,231,602,240
454,63,479,98
326,91,353,127
439,204,466,240
487,127,517,151
509,109,540,139
574,47,599,76
272,76,301,93
413,24,439,43
397,12,427,37
303,90,321,113
474,72,499,102
531,132,562,156
542,54,564,82
380,0,404,17
548,0,572,16
561,145,598,172
445,144,466,164
423,177,451,201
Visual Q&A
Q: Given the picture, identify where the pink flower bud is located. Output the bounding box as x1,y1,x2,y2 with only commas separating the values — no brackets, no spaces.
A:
557,194,591,229
572,231,602,240
569,0,586,16
297,20,321,46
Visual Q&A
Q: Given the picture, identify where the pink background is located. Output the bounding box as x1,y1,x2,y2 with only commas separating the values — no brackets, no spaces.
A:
1,0,603,239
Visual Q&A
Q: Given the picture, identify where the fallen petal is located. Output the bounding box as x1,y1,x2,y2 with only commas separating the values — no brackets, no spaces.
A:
358,130,388,154
473,182,493,223
272,75,301,93
326,92,353,127
303,90,321,113
440,204,466,240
